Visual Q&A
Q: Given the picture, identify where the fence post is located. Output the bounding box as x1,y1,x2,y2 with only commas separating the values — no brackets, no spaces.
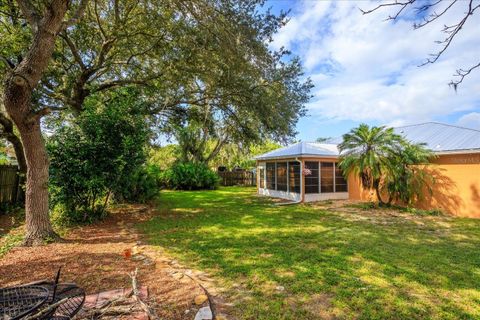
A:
0,165,22,208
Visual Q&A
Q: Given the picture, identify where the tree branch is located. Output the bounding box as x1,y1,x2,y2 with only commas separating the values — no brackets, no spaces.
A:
413,0,457,29
62,0,89,28
205,135,228,163
362,0,479,87
449,61,480,91
419,0,478,66
15,0,39,28
94,0,107,40
0,55,16,69
360,0,415,16
93,75,162,92
95,38,116,69
59,32,87,70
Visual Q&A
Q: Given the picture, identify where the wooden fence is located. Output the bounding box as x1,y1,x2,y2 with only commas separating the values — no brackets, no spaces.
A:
218,171,256,187
0,165,23,206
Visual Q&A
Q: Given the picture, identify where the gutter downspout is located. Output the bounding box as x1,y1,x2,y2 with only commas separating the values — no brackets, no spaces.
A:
275,157,303,206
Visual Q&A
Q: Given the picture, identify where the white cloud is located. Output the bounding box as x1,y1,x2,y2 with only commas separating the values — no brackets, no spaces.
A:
272,0,480,125
457,112,480,130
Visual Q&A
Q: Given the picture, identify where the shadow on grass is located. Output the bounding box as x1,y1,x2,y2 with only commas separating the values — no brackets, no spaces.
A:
140,187,480,319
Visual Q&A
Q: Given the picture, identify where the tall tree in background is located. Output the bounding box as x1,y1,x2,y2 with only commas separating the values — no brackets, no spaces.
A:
362,0,480,89
0,0,311,244
1,0,87,245
162,50,312,165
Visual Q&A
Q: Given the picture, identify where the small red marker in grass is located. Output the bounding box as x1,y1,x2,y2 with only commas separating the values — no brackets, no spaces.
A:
123,248,132,260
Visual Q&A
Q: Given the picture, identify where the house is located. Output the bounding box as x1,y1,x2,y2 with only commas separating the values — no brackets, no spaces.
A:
255,122,480,218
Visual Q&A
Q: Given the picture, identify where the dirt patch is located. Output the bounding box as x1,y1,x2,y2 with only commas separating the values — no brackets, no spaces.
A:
0,204,231,319
0,210,23,236
303,293,336,319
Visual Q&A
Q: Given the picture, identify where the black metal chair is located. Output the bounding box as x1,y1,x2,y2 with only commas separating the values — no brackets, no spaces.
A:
0,268,85,320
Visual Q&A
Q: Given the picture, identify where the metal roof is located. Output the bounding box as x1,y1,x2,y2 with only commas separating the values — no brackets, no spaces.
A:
255,122,480,160
394,122,480,153
254,142,339,160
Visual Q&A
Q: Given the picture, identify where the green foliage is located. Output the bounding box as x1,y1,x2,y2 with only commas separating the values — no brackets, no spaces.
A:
0,154,8,165
315,137,331,143
339,124,434,206
159,162,219,190
385,142,436,205
149,140,281,171
48,89,152,223
402,207,443,216
211,140,282,169
0,140,12,165
339,124,404,190
345,202,378,210
116,164,161,203
148,145,179,171
345,202,443,216
0,232,23,258
0,202,22,215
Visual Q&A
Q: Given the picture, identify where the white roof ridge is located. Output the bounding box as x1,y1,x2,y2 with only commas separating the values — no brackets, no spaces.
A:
395,121,480,133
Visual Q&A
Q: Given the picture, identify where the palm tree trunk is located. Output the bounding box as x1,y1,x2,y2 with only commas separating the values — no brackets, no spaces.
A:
374,179,386,206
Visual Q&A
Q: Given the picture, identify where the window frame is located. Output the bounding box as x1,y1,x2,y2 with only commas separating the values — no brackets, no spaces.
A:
259,167,265,188
288,161,301,193
334,162,348,192
304,161,320,194
266,162,276,190
320,162,334,193
276,162,288,191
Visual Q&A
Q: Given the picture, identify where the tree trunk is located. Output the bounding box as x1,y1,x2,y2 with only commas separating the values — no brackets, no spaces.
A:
21,121,55,245
2,0,70,245
4,86,57,245
374,179,386,206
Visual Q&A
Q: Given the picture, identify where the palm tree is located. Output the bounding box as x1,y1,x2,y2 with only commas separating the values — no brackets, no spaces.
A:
338,124,403,205
385,142,436,205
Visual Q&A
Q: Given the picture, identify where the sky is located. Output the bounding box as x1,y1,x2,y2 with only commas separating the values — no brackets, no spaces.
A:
267,0,480,141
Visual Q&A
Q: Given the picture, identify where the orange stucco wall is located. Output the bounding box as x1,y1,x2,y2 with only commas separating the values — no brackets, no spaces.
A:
415,154,480,218
349,153,480,218
347,174,374,202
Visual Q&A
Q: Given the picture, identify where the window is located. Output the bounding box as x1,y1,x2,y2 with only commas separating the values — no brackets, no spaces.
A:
276,162,287,191
335,164,348,192
266,163,275,190
320,162,334,193
259,168,265,188
305,161,319,194
288,162,300,193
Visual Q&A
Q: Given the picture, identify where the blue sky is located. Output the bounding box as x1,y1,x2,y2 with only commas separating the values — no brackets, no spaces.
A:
267,0,480,141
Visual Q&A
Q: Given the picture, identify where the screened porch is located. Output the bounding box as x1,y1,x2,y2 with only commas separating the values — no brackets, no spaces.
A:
257,160,349,202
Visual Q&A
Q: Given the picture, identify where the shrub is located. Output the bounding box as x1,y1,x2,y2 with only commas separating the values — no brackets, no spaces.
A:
48,89,152,222
115,164,160,203
160,162,219,190
346,202,377,210
403,207,444,216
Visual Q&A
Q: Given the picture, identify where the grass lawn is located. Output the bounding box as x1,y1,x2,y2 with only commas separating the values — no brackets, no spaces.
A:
140,187,480,320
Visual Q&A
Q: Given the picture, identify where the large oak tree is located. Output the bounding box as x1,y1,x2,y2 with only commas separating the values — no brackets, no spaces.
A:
1,0,312,245
1,0,87,245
